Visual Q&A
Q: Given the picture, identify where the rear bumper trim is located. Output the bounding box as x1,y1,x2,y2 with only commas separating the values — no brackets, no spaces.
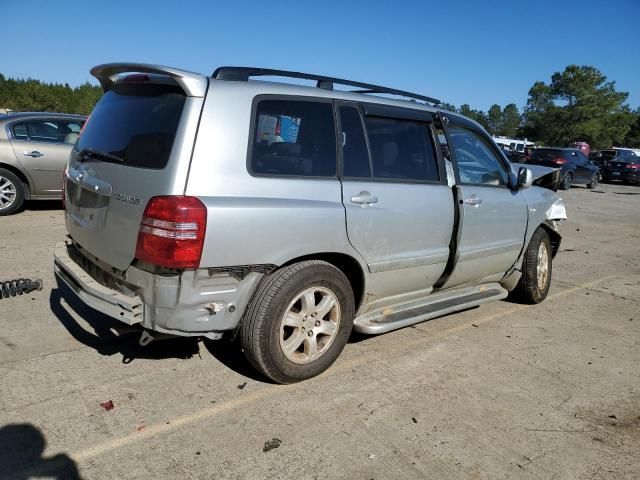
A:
53,242,144,325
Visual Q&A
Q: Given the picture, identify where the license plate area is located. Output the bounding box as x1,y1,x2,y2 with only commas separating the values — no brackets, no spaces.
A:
66,167,112,230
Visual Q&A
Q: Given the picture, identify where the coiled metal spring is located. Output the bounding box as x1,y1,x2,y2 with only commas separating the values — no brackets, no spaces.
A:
0,278,43,299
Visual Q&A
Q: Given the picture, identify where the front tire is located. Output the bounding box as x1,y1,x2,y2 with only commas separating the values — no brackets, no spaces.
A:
587,173,599,189
240,260,355,384
512,228,552,304
0,168,25,216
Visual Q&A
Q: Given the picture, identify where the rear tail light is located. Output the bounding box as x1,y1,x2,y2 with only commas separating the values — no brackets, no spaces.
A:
552,157,567,165
626,163,640,169
135,196,207,269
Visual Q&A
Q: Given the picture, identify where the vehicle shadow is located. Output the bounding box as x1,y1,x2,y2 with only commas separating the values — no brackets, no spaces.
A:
22,200,63,212
50,281,268,380
0,423,81,479
202,338,270,383
49,283,200,364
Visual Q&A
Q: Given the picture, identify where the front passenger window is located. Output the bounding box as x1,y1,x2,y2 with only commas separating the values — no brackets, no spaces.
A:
449,126,508,186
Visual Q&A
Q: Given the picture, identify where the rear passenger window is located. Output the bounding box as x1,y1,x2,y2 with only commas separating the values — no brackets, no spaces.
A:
11,122,28,140
339,106,371,177
251,99,336,177
11,120,84,143
364,117,439,182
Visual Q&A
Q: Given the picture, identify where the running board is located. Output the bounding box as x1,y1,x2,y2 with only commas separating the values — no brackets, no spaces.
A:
353,284,508,334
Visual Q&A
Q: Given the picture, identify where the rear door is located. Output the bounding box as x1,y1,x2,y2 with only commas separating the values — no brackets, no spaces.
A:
9,118,83,195
338,102,454,300
65,78,204,270
441,119,527,288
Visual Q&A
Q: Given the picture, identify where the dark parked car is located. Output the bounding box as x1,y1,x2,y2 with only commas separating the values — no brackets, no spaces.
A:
589,150,605,167
526,148,599,190
600,149,640,185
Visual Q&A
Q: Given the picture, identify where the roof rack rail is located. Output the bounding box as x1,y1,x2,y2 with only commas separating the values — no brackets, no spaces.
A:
212,67,440,105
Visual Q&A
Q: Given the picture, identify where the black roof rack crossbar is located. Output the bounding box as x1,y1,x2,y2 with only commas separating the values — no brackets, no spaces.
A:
212,67,440,105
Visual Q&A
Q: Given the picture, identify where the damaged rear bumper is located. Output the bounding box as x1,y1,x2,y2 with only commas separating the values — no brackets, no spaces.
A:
53,241,266,339
54,242,144,324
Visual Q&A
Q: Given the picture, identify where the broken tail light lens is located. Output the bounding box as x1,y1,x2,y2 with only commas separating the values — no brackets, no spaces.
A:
135,196,207,269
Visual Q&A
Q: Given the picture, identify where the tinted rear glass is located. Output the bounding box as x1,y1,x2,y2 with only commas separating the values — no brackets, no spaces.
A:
364,116,439,181
339,106,371,177
600,150,618,160
250,99,336,177
76,83,186,169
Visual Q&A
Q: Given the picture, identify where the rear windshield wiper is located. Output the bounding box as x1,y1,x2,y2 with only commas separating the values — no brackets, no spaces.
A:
78,148,124,163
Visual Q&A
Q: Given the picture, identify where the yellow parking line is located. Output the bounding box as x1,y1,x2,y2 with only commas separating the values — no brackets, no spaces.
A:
18,273,618,472
74,386,282,462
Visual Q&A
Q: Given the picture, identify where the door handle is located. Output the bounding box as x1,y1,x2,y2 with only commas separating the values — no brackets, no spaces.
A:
24,151,43,158
463,196,483,206
350,191,378,205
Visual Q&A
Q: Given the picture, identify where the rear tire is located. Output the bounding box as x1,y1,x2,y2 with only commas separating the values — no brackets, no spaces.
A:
512,228,552,304
560,172,573,190
587,173,599,189
0,168,25,216
240,260,355,384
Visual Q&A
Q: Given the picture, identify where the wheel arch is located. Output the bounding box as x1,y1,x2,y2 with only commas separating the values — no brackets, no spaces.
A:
539,221,561,258
280,252,367,312
0,162,31,199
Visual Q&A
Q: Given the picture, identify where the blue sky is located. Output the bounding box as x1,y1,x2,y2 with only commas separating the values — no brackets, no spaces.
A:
1,0,639,111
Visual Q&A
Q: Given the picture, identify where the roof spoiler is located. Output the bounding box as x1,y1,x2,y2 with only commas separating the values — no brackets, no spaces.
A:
90,63,208,97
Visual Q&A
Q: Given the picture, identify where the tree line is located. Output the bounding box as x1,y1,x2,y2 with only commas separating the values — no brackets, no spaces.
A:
436,66,639,149
1,65,638,149
0,73,102,116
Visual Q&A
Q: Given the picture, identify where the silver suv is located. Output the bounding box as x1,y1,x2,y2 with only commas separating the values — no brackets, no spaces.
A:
0,112,86,215
54,64,567,383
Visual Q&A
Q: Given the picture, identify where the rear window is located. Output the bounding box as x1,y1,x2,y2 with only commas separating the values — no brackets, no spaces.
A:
600,150,618,160
250,99,336,177
530,149,564,160
76,83,186,169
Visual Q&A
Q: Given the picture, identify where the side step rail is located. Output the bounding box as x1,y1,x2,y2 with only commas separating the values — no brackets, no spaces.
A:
353,285,508,334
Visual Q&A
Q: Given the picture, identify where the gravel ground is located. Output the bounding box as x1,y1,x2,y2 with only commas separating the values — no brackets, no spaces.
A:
0,183,638,480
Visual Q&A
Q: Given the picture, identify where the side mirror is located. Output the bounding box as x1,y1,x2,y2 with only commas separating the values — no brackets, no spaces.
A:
516,167,533,189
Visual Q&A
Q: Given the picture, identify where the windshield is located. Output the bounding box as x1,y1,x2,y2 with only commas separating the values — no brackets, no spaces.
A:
76,83,186,169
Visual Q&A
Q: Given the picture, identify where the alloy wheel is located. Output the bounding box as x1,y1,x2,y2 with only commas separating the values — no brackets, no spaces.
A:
279,286,341,364
536,242,550,291
0,175,17,211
